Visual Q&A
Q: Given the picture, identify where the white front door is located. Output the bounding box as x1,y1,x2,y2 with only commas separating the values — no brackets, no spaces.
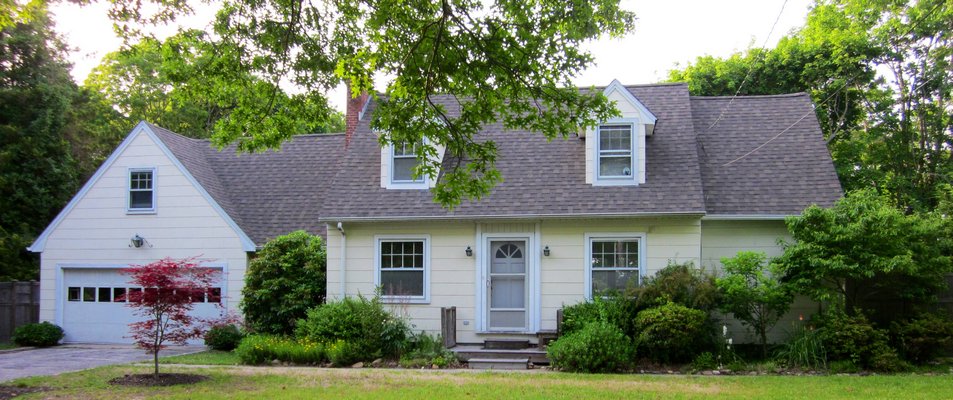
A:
487,240,529,331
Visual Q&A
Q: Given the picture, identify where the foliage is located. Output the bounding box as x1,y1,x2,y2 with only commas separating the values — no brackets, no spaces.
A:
816,309,908,372
890,313,953,365
560,294,639,338
635,302,713,364
0,8,79,281
97,0,636,209
774,323,827,371
11,322,64,347
241,231,327,335
294,294,410,361
775,189,953,315
630,261,720,312
326,339,364,367
548,321,632,373
204,324,245,351
235,334,326,365
122,257,219,377
717,251,794,357
689,352,717,372
399,332,456,369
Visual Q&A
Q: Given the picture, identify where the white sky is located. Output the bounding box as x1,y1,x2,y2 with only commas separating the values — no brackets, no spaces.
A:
50,0,814,113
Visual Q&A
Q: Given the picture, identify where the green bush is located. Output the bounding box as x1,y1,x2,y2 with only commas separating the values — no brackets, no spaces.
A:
241,230,327,335
560,294,639,338
548,321,632,373
635,302,712,364
235,335,326,365
326,339,363,367
400,332,456,369
817,310,908,372
891,313,953,364
774,323,827,371
12,322,64,347
204,324,244,351
630,261,720,312
295,294,411,361
690,352,717,372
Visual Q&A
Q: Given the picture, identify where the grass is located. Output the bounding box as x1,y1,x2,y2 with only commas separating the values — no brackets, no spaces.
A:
160,350,241,365
0,342,17,350
5,364,953,399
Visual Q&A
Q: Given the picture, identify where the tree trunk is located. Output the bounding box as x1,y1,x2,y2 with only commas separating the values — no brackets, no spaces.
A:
154,350,159,378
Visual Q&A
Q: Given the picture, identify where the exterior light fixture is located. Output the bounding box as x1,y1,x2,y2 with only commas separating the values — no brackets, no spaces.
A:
465,246,473,257
543,245,551,256
130,234,145,248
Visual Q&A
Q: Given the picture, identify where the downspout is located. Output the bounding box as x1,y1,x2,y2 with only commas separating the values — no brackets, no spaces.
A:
337,222,346,298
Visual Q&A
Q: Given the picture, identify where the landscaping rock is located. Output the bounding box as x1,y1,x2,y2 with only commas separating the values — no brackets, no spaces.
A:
371,358,382,367
352,362,364,369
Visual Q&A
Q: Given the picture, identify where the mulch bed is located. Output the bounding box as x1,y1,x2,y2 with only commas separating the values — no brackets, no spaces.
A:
0,385,49,400
109,373,209,387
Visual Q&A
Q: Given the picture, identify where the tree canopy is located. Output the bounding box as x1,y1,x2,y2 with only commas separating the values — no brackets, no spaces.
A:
99,0,637,208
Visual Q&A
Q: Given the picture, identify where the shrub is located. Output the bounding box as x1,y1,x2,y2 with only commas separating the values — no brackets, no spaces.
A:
560,294,639,338
635,302,712,364
716,251,793,358
774,323,826,371
891,313,953,364
630,261,720,312
204,324,245,351
326,339,363,367
400,332,456,369
235,334,326,365
817,310,908,371
548,321,632,373
295,294,411,361
241,231,327,335
12,322,64,347
690,352,717,372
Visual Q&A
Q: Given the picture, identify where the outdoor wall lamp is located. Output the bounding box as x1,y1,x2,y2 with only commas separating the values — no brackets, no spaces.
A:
465,246,473,257
543,245,551,256
130,234,145,248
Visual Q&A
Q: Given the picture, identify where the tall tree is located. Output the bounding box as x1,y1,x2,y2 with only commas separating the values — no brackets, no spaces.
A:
99,0,637,208
0,7,79,281
669,0,952,212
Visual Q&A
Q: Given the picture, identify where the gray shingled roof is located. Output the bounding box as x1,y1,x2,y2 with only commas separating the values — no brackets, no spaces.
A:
146,82,843,240
691,94,842,215
149,123,345,244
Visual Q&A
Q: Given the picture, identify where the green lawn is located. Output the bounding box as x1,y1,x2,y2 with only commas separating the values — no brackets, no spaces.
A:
159,350,240,365
6,364,953,399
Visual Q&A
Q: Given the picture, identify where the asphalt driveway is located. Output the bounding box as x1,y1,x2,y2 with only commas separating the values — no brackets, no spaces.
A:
0,344,202,382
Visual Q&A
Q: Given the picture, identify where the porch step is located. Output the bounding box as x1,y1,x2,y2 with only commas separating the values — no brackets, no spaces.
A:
484,339,530,350
468,358,530,370
453,345,549,364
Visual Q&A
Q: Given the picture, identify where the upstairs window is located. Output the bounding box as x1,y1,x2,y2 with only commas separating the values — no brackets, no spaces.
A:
392,142,423,183
597,125,634,179
128,168,155,212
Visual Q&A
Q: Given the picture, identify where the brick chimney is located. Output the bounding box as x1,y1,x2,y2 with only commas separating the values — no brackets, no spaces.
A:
345,85,370,147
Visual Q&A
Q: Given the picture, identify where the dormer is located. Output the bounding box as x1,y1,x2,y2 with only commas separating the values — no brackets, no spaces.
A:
584,80,658,186
380,137,446,189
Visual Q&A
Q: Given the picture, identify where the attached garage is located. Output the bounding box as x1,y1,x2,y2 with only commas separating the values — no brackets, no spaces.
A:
59,267,224,343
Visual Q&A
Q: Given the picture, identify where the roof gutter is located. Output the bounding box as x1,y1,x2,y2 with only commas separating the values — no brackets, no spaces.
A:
319,211,707,223
701,214,792,221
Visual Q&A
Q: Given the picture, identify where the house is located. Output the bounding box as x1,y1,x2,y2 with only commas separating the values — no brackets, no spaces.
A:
30,80,841,344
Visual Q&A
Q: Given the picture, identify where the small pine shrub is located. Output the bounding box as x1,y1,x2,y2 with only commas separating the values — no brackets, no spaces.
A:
547,321,632,373
204,324,244,351
235,334,326,365
635,302,712,363
12,322,64,347
295,295,410,361
891,313,953,364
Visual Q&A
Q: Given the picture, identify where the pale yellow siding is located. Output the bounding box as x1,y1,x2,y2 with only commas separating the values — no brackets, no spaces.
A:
38,129,248,326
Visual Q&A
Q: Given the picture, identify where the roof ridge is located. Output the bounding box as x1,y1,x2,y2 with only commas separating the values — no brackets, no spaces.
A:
690,92,809,100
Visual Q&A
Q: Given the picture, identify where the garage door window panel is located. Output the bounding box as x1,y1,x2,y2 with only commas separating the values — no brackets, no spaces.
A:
68,287,80,301
113,287,126,302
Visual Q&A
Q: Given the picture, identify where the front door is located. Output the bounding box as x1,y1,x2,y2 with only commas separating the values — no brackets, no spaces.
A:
487,240,528,331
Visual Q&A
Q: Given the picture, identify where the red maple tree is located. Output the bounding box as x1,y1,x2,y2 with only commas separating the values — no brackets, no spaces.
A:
122,257,219,377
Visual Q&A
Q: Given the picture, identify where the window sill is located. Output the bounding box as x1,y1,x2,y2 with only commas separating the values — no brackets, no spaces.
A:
385,181,429,190
591,179,639,187
126,209,157,215
381,297,430,305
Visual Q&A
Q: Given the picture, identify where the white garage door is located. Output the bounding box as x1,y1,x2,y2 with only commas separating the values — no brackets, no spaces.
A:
62,268,224,343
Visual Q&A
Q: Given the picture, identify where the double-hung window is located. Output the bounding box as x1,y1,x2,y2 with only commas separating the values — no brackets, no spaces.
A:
128,168,156,212
377,236,429,302
587,235,643,297
392,142,423,183
597,125,635,180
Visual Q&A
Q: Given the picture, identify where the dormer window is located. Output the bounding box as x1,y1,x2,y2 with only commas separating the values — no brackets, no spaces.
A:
392,142,423,183
597,125,634,179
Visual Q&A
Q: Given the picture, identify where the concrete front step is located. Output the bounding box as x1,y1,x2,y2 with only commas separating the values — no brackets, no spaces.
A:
468,358,530,370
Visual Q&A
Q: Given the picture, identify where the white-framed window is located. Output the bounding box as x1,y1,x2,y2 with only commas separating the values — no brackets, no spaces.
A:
585,233,645,298
597,124,635,180
127,168,156,213
375,235,430,303
392,142,424,184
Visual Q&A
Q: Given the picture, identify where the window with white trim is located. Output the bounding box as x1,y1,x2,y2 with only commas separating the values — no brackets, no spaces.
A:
392,142,423,183
597,124,634,180
588,237,641,296
377,238,429,301
128,169,155,212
